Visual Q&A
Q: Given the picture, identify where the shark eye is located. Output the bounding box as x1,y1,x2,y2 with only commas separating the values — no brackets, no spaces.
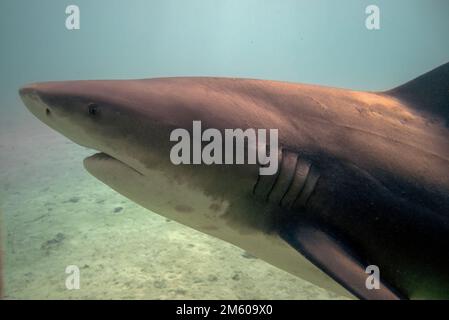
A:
88,103,99,116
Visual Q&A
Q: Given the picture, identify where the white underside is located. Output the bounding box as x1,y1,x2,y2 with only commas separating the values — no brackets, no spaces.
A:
83,153,354,298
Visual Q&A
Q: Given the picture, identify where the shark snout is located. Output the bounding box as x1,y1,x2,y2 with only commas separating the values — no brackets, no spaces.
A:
19,82,52,101
19,83,42,104
19,83,41,96
19,83,53,119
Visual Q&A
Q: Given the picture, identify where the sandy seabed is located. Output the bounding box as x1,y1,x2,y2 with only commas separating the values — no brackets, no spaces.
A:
0,108,345,300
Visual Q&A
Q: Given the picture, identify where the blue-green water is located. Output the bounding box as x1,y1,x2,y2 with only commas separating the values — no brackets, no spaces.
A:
0,0,448,299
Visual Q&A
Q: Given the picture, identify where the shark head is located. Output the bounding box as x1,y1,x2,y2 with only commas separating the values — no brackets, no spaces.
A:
19,79,274,233
19,80,186,174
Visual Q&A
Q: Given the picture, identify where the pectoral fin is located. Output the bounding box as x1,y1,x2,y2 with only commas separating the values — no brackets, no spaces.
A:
279,222,404,300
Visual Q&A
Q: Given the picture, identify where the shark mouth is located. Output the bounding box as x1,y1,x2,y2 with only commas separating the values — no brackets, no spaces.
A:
84,152,144,176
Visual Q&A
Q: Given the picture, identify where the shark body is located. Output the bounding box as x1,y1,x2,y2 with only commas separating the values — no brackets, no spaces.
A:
19,63,449,299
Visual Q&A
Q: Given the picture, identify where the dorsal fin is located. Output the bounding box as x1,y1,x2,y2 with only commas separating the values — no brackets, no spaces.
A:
385,62,449,125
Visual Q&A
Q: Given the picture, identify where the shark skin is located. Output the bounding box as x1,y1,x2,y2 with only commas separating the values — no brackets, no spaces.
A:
18,62,449,299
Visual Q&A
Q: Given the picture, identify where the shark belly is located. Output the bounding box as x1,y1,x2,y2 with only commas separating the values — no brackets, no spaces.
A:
83,152,354,298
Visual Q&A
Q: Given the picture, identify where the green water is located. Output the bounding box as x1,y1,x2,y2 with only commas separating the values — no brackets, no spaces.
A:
0,0,448,299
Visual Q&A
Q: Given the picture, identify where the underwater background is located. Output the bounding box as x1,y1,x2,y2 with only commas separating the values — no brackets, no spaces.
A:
1,0,449,299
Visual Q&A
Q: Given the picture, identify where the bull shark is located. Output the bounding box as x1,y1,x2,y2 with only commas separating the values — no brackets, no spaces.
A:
19,62,449,299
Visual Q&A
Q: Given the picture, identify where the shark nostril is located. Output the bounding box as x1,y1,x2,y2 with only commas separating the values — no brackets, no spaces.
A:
45,108,51,115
